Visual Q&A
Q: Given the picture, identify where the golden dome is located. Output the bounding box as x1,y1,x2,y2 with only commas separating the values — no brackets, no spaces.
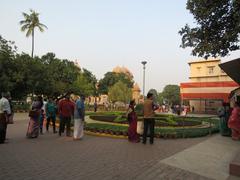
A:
112,66,122,73
112,66,133,79
133,83,141,91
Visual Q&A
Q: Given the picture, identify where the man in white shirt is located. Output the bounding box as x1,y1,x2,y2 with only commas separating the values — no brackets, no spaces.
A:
0,92,11,144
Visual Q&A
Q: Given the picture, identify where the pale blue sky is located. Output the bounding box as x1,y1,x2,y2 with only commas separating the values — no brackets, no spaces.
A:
1,0,239,92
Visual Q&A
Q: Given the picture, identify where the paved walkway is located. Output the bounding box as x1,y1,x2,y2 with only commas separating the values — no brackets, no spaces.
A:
0,113,239,180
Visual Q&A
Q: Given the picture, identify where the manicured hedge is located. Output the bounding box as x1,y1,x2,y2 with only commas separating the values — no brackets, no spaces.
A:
84,117,219,138
89,115,118,122
86,111,125,116
88,114,203,127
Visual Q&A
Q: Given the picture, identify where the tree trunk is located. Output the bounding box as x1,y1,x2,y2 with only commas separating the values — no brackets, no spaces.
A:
31,29,34,58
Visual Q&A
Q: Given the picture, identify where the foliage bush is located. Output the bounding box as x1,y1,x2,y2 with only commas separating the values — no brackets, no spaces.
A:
88,112,203,127
85,117,219,138
135,103,143,115
89,115,118,122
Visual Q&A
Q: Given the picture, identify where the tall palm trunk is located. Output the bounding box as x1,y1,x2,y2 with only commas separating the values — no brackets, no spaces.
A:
31,29,34,58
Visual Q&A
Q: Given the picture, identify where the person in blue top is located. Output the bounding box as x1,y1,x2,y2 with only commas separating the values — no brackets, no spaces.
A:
73,95,85,140
46,98,57,133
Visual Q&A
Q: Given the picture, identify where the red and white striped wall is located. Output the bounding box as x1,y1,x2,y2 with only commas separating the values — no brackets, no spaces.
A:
180,81,239,102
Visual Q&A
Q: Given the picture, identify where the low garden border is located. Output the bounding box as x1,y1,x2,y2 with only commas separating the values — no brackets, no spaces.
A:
84,114,219,139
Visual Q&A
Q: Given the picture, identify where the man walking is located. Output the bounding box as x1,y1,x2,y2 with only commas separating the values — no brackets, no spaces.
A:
143,92,158,144
58,94,75,137
0,92,11,144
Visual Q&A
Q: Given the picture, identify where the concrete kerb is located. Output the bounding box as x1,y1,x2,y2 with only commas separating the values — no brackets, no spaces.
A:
54,121,128,140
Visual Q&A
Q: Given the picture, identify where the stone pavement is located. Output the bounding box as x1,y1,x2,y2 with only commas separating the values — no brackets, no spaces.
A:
0,113,239,180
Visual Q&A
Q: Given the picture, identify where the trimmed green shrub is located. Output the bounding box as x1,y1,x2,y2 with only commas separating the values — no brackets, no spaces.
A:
89,115,117,122
135,104,143,116
84,117,219,138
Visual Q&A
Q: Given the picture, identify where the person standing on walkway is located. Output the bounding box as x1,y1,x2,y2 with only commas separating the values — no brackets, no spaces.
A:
143,92,158,144
94,101,97,112
126,99,140,143
73,95,85,140
58,94,75,137
45,98,57,134
26,96,43,138
228,101,240,140
217,102,231,136
0,92,11,144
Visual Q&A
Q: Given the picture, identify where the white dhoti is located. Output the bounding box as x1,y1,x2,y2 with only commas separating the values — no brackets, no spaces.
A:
73,118,84,139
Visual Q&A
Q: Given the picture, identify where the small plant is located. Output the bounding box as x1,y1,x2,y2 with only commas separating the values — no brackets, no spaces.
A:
166,115,177,125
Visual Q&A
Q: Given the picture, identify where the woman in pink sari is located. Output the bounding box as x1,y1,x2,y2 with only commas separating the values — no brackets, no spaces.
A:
228,102,240,140
127,100,140,143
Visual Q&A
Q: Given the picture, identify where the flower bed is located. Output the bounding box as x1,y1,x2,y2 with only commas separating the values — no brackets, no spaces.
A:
88,114,203,127
84,117,219,138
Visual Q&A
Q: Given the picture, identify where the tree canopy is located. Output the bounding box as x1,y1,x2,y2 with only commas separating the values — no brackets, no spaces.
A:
98,72,134,94
0,35,97,100
161,85,180,105
108,81,132,103
179,0,240,58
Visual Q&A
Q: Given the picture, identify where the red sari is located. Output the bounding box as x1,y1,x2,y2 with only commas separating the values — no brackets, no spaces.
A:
228,106,240,140
127,106,140,143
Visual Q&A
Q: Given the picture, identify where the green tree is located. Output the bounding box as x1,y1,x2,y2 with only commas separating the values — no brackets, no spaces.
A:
162,85,180,105
0,35,17,94
72,74,94,96
0,35,98,99
81,68,98,95
157,92,164,105
98,72,133,94
39,53,81,97
72,68,97,97
108,81,132,103
179,0,240,58
20,9,47,57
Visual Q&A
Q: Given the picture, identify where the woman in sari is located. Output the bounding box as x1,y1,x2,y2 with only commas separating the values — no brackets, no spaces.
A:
26,96,43,138
127,100,140,143
228,101,240,140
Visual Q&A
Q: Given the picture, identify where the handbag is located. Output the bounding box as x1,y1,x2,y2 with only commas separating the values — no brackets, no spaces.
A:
137,121,144,135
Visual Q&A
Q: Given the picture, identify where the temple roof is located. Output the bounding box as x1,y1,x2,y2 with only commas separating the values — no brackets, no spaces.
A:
112,66,133,79
133,83,141,91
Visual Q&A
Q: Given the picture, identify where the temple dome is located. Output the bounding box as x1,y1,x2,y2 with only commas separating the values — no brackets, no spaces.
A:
133,83,141,92
112,66,133,79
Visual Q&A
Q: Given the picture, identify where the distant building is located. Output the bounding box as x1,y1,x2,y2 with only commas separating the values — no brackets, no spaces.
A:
180,59,239,113
113,66,142,103
87,66,142,105
132,83,142,104
112,66,134,80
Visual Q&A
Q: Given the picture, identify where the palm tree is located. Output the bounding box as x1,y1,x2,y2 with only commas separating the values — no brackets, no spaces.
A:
20,9,47,58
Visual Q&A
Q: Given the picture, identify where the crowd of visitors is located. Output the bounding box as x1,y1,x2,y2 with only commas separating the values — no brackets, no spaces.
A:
1,90,240,145
0,92,86,142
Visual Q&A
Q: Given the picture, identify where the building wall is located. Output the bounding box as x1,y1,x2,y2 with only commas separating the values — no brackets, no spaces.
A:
181,59,239,113
189,59,233,82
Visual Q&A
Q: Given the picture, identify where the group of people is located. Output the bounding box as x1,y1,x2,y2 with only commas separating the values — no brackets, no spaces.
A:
4,89,239,145
26,94,86,141
1,90,158,145
127,92,158,144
